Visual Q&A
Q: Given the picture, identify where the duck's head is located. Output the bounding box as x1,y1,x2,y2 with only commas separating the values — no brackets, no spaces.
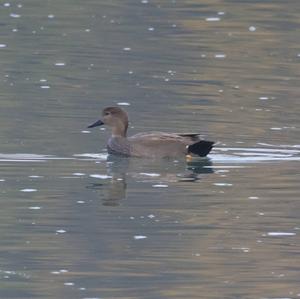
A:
88,106,129,137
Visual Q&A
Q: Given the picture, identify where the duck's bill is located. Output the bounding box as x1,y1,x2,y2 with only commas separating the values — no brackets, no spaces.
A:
87,119,104,128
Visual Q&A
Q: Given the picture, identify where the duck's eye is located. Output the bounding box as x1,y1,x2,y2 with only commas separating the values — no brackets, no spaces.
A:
104,112,110,116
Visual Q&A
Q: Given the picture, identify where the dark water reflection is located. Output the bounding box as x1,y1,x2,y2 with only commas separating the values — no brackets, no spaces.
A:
1,0,300,298
86,155,213,206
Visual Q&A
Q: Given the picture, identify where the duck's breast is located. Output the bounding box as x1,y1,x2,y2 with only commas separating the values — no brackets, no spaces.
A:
107,137,131,156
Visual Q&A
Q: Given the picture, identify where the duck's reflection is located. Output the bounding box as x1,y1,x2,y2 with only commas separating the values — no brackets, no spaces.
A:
86,155,213,206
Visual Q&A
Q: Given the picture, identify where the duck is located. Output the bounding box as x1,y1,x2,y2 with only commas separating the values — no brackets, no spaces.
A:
87,106,214,158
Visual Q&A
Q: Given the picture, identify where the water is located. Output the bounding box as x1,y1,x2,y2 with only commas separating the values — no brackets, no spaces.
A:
1,0,300,298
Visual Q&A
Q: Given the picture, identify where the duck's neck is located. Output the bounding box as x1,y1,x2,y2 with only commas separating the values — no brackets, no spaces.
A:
111,121,128,137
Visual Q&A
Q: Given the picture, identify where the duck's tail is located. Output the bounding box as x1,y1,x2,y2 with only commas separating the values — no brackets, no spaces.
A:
187,140,214,157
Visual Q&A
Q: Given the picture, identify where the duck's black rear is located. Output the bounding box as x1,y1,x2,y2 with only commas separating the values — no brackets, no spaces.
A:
188,140,214,157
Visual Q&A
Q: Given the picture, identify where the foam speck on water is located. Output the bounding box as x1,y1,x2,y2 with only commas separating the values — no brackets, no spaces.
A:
20,189,37,192
139,172,160,177
123,47,131,51
259,96,269,100
206,17,220,21
267,232,296,237
152,184,168,188
55,62,66,66
215,170,229,173
249,26,256,32
4,3,11,7
40,85,50,89
214,183,233,186
0,179,5,182
0,44,7,48
232,247,250,253
134,235,147,240
64,282,74,286
10,13,21,18
215,54,226,58
72,173,85,176
29,206,41,210
81,130,91,134
270,127,282,131
48,14,55,18
90,174,112,179
56,229,66,234
117,102,130,106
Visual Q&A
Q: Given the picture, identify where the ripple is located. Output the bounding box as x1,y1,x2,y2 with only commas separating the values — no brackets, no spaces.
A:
0,153,74,162
73,153,108,160
212,147,300,163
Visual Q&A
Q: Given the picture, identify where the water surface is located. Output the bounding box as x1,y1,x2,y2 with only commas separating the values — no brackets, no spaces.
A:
0,1,300,298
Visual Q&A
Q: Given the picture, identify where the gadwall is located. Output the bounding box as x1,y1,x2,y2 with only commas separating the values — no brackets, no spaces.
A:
88,107,214,158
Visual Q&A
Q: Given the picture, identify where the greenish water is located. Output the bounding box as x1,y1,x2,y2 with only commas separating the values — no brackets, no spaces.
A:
0,1,300,298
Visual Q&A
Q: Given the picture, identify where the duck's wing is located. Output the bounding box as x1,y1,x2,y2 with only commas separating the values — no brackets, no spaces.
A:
128,132,189,157
177,133,201,141
130,131,200,143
